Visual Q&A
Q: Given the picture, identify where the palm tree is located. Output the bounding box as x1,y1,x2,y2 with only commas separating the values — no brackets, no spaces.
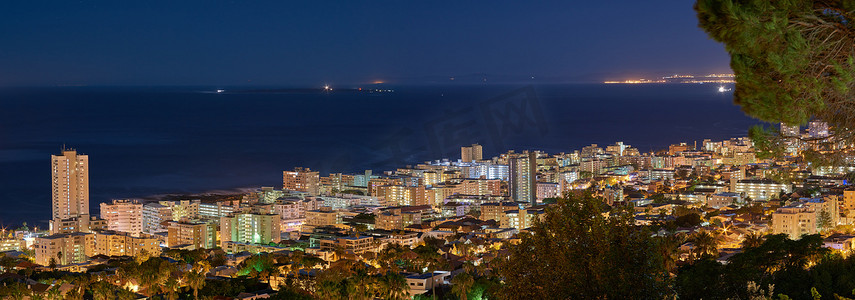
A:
358,273,377,300
91,281,114,300
56,251,63,265
8,282,30,300
331,245,344,262
115,288,139,300
451,272,474,300
315,279,342,300
115,261,138,289
162,277,180,300
29,293,47,300
378,244,407,272
742,232,766,249
64,277,88,300
45,287,62,300
659,234,686,273
0,253,16,272
425,259,441,300
184,270,207,300
384,272,410,300
691,231,719,259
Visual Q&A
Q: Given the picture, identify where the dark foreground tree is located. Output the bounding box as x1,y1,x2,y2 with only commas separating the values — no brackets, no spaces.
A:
676,233,833,299
497,192,671,299
695,0,855,163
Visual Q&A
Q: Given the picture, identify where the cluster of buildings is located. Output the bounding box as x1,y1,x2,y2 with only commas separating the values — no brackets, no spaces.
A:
6,120,855,272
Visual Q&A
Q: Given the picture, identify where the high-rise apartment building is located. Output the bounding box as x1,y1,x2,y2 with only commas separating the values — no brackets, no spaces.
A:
467,163,509,181
100,199,143,237
509,151,537,205
198,201,236,220
605,142,628,156
220,212,281,248
142,202,173,234
780,123,800,137
461,144,483,162
459,178,502,196
283,167,320,195
319,173,344,195
51,149,89,221
167,220,217,249
371,184,428,206
580,144,603,157
808,120,829,138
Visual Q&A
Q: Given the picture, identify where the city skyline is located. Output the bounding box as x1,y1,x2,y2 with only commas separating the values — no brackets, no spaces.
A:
5,1,854,299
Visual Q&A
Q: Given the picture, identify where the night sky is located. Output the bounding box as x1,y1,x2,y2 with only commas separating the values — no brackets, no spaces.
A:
0,1,730,86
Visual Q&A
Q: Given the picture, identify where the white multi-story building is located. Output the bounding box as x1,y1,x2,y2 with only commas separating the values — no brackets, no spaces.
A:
100,199,143,237
558,171,578,184
220,213,281,248
708,192,744,208
169,200,201,220
142,202,173,234
258,187,286,204
274,200,305,219
734,179,791,201
649,169,676,181
317,194,386,210
51,149,89,220
199,202,236,220
468,163,509,181
50,149,91,234
536,182,560,202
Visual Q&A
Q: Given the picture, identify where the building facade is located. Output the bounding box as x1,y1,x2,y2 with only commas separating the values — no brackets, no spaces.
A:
220,213,281,248
142,202,173,234
167,220,217,249
51,149,91,234
94,230,160,257
34,232,95,266
734,179,791,201
509,151,537,205
461,144,483,163
283,167,320,195
100,199,143,237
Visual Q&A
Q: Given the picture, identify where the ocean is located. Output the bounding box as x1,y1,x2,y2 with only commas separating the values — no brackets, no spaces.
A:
0,83,762,226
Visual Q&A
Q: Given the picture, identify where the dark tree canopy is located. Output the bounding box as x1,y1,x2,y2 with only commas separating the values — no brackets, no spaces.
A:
497,192,670,299
695,0,855,160
696,0,855,125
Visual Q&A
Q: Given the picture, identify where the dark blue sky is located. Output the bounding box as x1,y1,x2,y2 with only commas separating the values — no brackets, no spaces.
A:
0,1,730,86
